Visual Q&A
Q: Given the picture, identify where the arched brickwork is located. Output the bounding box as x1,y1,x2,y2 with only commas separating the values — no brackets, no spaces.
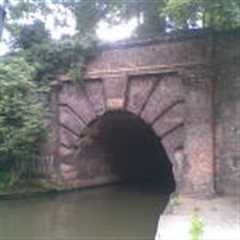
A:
56,72,185,193
45,31,220,197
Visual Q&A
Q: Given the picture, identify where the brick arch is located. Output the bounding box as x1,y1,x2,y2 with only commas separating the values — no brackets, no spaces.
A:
57,73,185,192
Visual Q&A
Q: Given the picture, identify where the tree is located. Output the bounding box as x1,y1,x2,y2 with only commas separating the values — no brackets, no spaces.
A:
3,0,240,42
61,0,167,36
3,0,168,39
163,0,240,30
14,20,50,49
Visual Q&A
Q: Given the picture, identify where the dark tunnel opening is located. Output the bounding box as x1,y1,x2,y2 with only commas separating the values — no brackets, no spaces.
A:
77,110,176,193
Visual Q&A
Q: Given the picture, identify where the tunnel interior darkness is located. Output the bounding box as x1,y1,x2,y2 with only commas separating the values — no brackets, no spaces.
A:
77,111,176,193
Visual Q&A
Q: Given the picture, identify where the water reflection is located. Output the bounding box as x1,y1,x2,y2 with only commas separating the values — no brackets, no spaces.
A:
0,184,169,240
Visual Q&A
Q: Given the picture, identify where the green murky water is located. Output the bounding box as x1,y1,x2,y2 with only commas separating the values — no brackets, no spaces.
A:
0,184,169,240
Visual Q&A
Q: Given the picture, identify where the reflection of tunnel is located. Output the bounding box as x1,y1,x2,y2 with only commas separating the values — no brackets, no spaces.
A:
76,111,176,193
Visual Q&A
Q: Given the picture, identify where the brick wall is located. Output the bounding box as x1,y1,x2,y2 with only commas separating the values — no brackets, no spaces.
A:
213,31,240,195
46,29,240,196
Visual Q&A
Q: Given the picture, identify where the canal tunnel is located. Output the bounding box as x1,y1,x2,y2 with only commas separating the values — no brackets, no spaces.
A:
75,111,176,193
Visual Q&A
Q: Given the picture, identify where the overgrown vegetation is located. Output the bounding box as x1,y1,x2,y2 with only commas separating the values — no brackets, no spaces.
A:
14,20,97,85
0,57,45,184
0,20,96,190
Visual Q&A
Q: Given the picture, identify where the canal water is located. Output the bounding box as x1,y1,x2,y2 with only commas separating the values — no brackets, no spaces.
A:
0,184,169,240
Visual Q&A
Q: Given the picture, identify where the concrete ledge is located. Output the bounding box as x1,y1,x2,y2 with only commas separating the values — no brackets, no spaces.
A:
155,195,240,240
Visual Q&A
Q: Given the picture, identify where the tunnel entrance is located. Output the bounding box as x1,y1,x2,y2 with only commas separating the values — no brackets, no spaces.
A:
74,111,176,193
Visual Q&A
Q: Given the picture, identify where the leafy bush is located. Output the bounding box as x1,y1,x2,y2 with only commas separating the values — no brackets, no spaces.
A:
0,57,46,170
13,21,96,88
23,38,95,83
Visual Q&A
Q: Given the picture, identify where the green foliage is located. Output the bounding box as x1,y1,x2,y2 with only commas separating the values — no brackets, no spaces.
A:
62,0,167,36
7,0,51,22
0,57,46,170
0,21,96,188
163,0,202,29
190,213,204,240
4,0,167,38
60,0,240,33
15,20,50,49
164,0,240,30
13,21,97,87
0,169,17,190
3,0,240,42
22,37,96,85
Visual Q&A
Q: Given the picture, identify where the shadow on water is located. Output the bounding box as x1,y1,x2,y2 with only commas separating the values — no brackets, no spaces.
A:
0,184,170,240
